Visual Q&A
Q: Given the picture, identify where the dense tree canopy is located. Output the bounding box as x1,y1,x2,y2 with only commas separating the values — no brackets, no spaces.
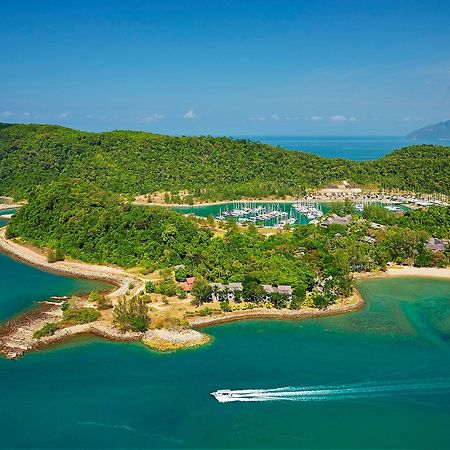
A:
7,182,449,308
1,123,449,200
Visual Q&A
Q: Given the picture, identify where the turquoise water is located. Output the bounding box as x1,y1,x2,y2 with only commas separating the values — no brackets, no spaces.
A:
0,252,110,322
1,259,450,448
0,209,15,228
174,201,323,226
238,135,433,160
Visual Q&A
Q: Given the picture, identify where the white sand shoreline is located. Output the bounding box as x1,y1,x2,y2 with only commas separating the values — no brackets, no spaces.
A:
386,266,450,279
0,227,138,298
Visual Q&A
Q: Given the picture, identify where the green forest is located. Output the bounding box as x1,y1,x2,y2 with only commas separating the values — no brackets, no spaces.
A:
1,123,449,200
7,181,449,307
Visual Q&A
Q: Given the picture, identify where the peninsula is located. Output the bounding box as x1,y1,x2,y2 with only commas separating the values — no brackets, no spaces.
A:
0,123,449,359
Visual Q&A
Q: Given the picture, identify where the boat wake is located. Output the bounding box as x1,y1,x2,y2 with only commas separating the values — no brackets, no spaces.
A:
211,379,450,402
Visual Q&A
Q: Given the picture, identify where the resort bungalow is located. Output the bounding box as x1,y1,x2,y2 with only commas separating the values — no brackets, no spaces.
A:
210,283,226,301
262,284,293,301
209,282,243,301
425,237,446,253
277,285,294,300
321,214,353,227
370,222,385,229
362,235,376,245
226,282,242,301
179,276,196,292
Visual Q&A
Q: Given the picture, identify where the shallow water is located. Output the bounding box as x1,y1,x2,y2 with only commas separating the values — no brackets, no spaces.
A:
0,252,110,322
0,268,450,448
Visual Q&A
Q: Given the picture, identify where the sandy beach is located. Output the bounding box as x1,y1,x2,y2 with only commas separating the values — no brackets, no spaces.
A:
0,227,137,298
386,266,450,279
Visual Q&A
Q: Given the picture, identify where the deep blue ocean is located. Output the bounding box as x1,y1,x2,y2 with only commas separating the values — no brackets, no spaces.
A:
237,135,430,160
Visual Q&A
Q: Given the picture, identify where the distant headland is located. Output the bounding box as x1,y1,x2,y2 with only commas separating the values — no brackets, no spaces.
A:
406,120,450,141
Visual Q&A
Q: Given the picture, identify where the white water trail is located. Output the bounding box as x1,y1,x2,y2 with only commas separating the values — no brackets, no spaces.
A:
211,379,450,402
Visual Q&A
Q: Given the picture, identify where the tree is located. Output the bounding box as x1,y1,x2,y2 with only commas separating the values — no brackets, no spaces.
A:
175,267,188,282
242,276,265,302
191,278,212,306
145,281,155,293
311,293,330,309
269,292,289,309
113,296,149,332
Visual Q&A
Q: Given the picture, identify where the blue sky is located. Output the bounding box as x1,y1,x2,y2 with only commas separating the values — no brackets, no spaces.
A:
1,0,449,135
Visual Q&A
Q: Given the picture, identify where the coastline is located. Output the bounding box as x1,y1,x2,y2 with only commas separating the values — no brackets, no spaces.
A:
352,266,450,281
0,227,136,298
0,301,208,359
188,290,365,328
386,266,450,279
1,226,449,359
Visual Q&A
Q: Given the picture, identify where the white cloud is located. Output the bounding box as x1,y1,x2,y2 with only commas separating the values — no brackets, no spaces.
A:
59,112,69,118
401,116,422,122
183,110,199,120
142,113,164,123
1,110,15,117
249,116,266,121
23,112,31,117
330,115,348,123
349,117,357,122
311,115,323,121
271,114,280,121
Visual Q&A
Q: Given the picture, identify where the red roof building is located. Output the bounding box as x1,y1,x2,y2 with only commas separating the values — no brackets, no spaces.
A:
179,276,196,292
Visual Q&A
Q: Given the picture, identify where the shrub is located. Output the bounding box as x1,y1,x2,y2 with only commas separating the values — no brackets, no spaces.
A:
145,281,156,293
220,300,231,312
47,248,64,263
156,280,178,297
311,293,330,309
88,291,101,302
63,307,100,324
33,322,59,339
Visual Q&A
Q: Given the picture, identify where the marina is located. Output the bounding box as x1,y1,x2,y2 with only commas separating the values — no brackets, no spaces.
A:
172,191,449,228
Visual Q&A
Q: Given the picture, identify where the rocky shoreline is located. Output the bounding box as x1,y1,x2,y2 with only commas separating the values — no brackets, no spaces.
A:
0,301,209,359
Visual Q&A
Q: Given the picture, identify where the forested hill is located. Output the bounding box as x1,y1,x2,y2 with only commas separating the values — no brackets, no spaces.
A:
0,123,449,200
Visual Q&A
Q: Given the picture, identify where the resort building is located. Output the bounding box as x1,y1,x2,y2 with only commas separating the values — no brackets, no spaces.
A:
362,235,376,245
318,181,362,198
210,283,293,301
227,282,243,301
370,222,385,229
425,237,446,253
320,214,353,227
179,276,196,292
262,284,293,301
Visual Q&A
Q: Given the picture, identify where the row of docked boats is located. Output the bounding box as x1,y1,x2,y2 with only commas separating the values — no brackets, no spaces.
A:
292,202,324,220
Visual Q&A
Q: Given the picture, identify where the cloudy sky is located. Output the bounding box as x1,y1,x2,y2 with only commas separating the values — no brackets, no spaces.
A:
1,0,449,135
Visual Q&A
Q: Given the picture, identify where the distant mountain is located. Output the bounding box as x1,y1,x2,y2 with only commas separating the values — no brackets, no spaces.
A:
406,120,450,140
